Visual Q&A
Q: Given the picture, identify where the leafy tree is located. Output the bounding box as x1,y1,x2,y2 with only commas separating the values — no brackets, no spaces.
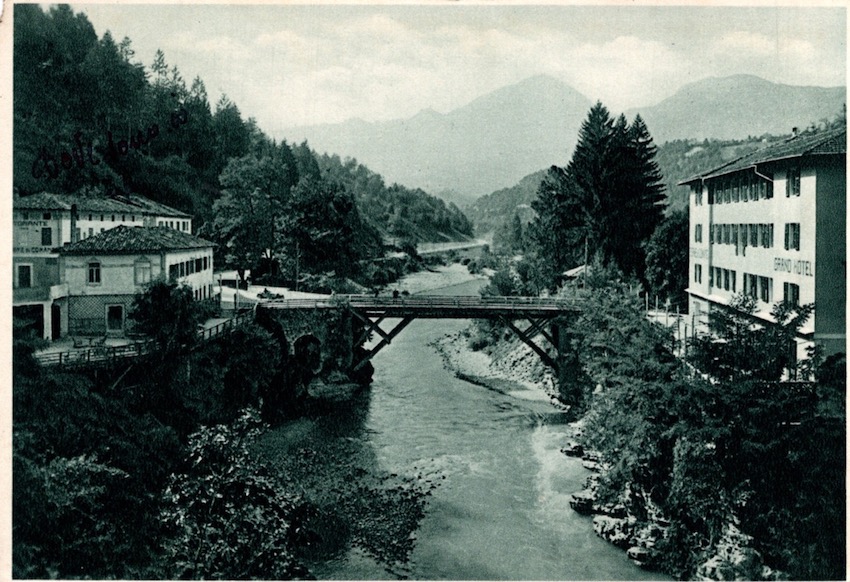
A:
279,178,382,279
527,166,585,289
688,295,815,382
211,146,298,278
644,209,689,308
130,279,201,354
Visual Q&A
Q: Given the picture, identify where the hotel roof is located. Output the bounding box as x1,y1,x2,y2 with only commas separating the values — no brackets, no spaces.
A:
13,192,192,218
61,225,213,255
680,127,846,185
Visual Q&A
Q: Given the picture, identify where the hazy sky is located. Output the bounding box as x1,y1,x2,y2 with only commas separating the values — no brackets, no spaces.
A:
67,3,846,139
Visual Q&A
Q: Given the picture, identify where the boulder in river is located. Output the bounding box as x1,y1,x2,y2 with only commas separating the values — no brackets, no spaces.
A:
592,515,636,550
560,441,584,457
569,490,596,515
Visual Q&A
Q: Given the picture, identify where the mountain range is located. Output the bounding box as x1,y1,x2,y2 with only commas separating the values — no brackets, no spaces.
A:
281,74,845,205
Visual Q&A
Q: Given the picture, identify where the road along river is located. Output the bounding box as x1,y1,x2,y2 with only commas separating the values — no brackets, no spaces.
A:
261,276,667,580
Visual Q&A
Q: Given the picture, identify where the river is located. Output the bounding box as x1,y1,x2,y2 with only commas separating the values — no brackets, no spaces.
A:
262,277,666,580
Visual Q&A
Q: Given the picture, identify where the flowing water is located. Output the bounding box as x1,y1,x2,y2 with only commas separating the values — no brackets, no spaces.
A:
266,279,667,580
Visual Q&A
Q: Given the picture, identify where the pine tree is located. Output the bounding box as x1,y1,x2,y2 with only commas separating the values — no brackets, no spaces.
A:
528,102,666,287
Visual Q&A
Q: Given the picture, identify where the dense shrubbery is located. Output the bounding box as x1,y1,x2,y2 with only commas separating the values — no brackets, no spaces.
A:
160,409,311,579
574,278,845,580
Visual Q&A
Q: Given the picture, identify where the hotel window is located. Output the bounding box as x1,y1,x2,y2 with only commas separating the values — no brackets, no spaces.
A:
41,227,53,246
783,282,800,306
709,267,714,287
786,166,801,197
195,258,203,272
17,265,32,288
43,212,51,220
759,276,772,303
135,259,152,285
88,262,101,284
169,264,179,279
111,214,116,222
693,185,703,205
732,224,738,246
694,224,702,243
723,224,731,244
784,223,801,251
730,271,736,292
715,267,722,288
749,224,758,246
694,264,702,283
88,227,93,238
179,262,185,277
723,269,730,291
732,177,740,203
88,214,93,221
759,224,774,248
765,178,774,198
739,224,747,248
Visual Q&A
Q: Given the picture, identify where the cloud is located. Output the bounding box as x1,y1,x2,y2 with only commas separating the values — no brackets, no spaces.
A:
557,36,692,111
713,31,776,57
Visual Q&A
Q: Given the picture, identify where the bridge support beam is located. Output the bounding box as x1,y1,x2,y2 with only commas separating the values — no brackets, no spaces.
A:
497,315,559,373
351,315,414,372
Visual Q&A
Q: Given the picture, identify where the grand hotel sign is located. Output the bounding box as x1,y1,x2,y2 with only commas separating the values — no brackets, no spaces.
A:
774,257,814,277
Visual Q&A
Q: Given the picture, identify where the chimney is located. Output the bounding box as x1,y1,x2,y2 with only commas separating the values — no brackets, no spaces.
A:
70,204,79,243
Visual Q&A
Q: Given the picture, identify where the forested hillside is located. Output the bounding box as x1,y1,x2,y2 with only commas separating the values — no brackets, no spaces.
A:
13,4,472,283
465,169,545,236
318,154,474,244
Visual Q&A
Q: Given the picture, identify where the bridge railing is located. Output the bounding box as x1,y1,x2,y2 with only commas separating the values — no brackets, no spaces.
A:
35,310,256,368
35,341,156,368
262,294,583,310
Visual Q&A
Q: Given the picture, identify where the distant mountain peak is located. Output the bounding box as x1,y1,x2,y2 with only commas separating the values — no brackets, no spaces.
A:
626,74,845,143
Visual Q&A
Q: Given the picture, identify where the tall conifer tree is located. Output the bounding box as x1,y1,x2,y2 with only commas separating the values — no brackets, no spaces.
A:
528,102,666,287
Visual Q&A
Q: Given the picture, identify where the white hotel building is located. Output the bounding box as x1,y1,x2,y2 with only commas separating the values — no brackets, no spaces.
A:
681,127,846,359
